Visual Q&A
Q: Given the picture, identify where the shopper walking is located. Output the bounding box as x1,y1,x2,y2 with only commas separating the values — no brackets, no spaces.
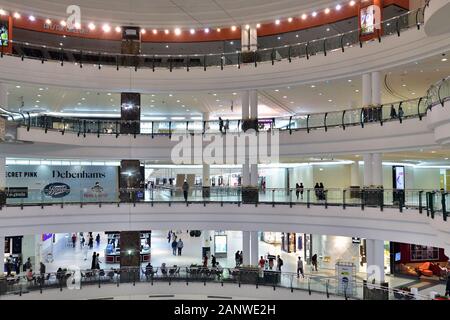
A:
258,256,266,269
211,255,217,267
297,257,304,278
39,262,46,276
235,251,241,267
177,238,184,256
96,253,100,269
88,235,94,249
202,255,208,268
91,252,97,270
295,183,301,200
182,181,189,202
311,254,318,271
390,105,397,119
299,183,304,199
23,257,32,273
319,182,325,200
219,117,224,133
276,255,283,272
239,251,243,266
95,234,101,247
167,230,172,243
171,239,178,256
71,234,77,248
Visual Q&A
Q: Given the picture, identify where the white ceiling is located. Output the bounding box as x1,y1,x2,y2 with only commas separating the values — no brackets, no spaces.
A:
5,51,450,118
0,0,339,28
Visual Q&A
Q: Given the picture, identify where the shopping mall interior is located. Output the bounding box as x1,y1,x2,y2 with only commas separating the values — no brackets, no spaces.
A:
0,0,450,302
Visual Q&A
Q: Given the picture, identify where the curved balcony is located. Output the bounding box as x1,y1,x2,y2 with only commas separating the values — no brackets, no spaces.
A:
0,266,431,300
2,7,426,72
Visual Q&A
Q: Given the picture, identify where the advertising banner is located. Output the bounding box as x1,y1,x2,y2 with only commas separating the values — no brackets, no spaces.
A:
6,165,119,203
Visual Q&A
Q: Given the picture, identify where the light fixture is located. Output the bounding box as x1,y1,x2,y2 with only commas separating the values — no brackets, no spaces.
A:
310,85,316,88
102,24,111,32
301,13,307,20
288,17,293,23
245,24,250,30
140,28,146,34
29,15,36,22
231,25,237,31
74,22,81,29
349,0,356,6
13,12,20,19
324,8,330,14
60,20,67,27
204,28,210,33
328,99,333,102
336,4,342,10
45,18,52,24
442,58,448,62
216,28,221,32
326,27,330,31
312,11,317,17
88,23,96,30
174,28,181,36
15,85,21,88
0,9,6,16
152,29,158,35
164,29,169,34
275,19,280,25
190,28,195,34
256,23,261,28
115,26,122,33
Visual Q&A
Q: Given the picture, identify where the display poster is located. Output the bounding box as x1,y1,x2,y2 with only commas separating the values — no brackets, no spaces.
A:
394,166,405,190
42,234,53,242
0,20,8,46
360,5,375,35
336,263,355,295
6,165,119,203
214,235,227,254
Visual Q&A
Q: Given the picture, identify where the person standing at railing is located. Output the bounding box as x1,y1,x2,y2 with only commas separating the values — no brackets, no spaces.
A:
390,105,397,119
177,239,184,256
276,255,283,272
258,256,266,269
312,254,318,272
235,251,241,267
171,239,178,256
445,274,450,296
211,255,217,268
39,262,46,277
219,117,224,133
95,234,101,247
182,181,189,202
398,105,404,120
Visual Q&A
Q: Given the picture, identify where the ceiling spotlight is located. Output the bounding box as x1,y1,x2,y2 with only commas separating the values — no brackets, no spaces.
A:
336,4,342,10
190,28,195,34
256,23,261,28
288,17,293,23
152,29,158,34
0,9,6,16
301,13,307,20
349,0,356,6
204,28,210,33
442,57,448,62
245,24,250,30
216,28,221,32
324,8,330,14
115,26,122,33
29,15,36,22
141,28,146,34
312,11,317,17
275,19,280,25
60,20,67,27
231,25,237,31
164,29,169,34
45,18,52,24
88,23,96,30
102,24,111,32
174,28,181,35
13,12,21,19
74,22,81,29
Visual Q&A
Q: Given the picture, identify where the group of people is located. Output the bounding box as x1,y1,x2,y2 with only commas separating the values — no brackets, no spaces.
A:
314,183,326,200
258,255,284,271
234,250,244,267
76,232,100,250
168,231,184,256
390,105,404,120
295,183,304,200
218,117,230,133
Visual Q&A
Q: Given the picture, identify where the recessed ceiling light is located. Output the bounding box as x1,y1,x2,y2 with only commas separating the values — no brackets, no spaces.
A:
152,29,158,34
13,12,21,19
232,92,237,95
355,89,359,93
328,99,333,102
0,9,6,16
348,79,352,82
190,28,195,35
324,8,330,14
287,17,293,23
115,26,122,33
310,85,316,88
442,58,448,62
164,29,169,34
231,26,237,31
326,28,330,32
336,4,342,10
60,20,67,27
29,15,36,21
204,28,210,33
312,11,317,17
283,96,287,99
88,23,96,30
349,1,356,6
15,85,21,88
102,24,111,32
275,19,280,25
169,94,173,97
445,157,449,160
275,89,279,92
301,13,307,20
256,24,261,28
174,28,181,35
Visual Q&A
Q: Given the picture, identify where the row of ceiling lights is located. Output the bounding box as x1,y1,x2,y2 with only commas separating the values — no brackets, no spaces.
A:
1,1,359,36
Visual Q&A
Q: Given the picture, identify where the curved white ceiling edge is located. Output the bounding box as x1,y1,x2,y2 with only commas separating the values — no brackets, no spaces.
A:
0,28,449,93
424,0,450,37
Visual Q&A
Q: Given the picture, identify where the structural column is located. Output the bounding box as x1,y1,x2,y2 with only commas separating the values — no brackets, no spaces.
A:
362,73,372,108
242,231,250,266
363,154,373,187
241,26,258,52
0,156,5,206
371,71,381,106
250,231,259,266
350,161,360,186
0,235,4,273
372,153,383,187
249,89,259,187
366,239,385,283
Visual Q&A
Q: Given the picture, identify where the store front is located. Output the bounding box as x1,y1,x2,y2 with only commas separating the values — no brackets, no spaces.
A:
104,231,151,264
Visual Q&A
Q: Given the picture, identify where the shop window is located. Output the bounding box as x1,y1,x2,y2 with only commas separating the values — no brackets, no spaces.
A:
410,245,439,261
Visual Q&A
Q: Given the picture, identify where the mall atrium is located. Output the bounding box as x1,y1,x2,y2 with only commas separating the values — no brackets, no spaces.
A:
0,0,449,302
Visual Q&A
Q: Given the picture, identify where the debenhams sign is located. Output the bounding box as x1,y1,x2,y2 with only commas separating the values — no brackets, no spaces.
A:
52,170,106,179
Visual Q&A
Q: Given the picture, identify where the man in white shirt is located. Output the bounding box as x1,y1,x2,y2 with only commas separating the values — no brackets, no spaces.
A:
297,257,304,278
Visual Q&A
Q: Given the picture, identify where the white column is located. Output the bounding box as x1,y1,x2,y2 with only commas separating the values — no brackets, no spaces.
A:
350,161,360,186
0,156,5,190
249,89,258,119
242,231,250,265
203,164,210,187
241,91,249,120
0,234,4,272
0,83,8,108
362,73,372,107
366,239,385,283
372,153,383,187
363,154,373,187
250,231,259,266
250,164,258,187
371,71,381,106
241,26,258,52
